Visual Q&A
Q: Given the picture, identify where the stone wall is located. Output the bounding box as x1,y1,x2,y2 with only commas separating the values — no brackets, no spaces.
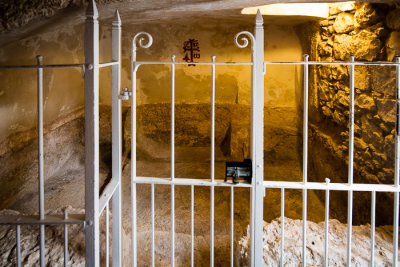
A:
309,2,400,225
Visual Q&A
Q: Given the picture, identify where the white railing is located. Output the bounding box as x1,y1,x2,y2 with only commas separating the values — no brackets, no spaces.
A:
128,10,265,267
0,1,123,266
128,10,400,267
84,1,122,266
0,58,86,267
1,1,400,266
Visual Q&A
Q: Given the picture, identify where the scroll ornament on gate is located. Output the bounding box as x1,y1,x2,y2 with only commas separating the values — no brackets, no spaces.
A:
183,39,200,66
234,31,255,51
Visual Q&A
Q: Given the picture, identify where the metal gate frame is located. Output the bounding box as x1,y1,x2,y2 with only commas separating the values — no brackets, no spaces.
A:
1,0,400,266
128,10,265,267
0,1,123,266
128,9,400,267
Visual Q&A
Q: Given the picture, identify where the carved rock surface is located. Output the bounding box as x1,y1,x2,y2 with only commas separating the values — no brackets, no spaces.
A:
333,12,355,33
237,218,396,267
333,30,382,61
0,208,85,267
354,3,383,28
386,31,400,61
386,8,400,30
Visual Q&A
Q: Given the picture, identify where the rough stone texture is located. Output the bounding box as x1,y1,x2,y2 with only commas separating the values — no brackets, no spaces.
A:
354,3,385,28
333,12,354,34
0,106,113,213
237,218,397,267
386,8,400,30
0,0,82,33
310,2,398,225
0,102,316,265
386,31,400,61
333,30,382,61
0,208,85,266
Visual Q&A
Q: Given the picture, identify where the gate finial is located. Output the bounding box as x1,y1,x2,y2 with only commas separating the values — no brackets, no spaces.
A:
113,10,121,26
255,9,263,25
86,0,98,19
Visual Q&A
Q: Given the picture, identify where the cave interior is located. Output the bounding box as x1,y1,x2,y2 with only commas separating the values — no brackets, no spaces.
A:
0,0,400,266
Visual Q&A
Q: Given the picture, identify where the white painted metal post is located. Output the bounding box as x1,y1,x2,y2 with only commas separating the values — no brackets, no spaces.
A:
16,225,21,267
211,56,216,183
324,178,330,267
251,10,264,267
210,56,216,267
302,54,309,267
37,55,45,267
84,0,100,266
151,183,155,267
280,188,285,267
106,204,110,267
131,31,153,267
111,9,122,267
394,56,400,267
191,185,194,267
347,55,355,267
230,186,234,267
371,191,376,267
64,210,69,267
131,50,138,267
171,55,176,267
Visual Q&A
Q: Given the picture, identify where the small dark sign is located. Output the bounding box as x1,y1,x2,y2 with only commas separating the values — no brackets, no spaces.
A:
225,159,252,184
183,39,200,66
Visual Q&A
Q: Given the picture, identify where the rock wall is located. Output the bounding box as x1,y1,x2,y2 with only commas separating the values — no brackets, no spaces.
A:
237,218,396,266
309,2,400,225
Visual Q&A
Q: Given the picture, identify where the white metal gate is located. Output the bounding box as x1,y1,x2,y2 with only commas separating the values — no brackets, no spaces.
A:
128,12,265,267
1,0,400,266
127,9,400,267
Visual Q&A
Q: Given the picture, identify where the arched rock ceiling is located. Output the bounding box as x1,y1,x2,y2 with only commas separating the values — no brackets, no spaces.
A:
0,0,397,46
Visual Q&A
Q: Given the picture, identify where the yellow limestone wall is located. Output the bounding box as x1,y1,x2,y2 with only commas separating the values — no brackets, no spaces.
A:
0,15,303,141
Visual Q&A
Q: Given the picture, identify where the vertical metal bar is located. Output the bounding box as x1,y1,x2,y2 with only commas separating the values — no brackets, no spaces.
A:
347,190,353,266
347,55,355,267
64,210,69,267
324,178,330,267
394,56,400,267
210,56,216,267
111,9,122,267
230,186,234,267
251,10,265,267
36,54,45,267
16,225,21,267
210,185,215,267
191,185,194,267
393,191,399,267
131,183,137,267
37,55,44,221
280,188,285,267
37,55,46,267
302,189,307,266
170,55,176,267
171,56,175,181
84,1,100,266
131,34,138,267
171,184,175,267
348,55,355,186
371,191,376,267
302,54,309,267
211,56,216,182
151,183,155,267
106,203,110,267
303,54,309,184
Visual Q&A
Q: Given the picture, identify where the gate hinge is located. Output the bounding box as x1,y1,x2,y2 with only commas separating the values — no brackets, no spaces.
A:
118,87,132,100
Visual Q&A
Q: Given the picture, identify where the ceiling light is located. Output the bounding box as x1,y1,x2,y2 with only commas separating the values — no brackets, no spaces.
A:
241,3,330,18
